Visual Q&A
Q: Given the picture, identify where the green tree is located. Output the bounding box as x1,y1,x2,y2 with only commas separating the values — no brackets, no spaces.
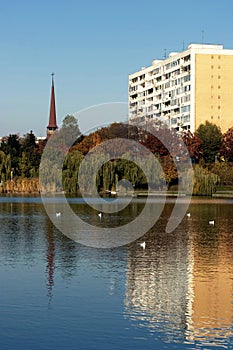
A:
20,131,40,177
62,150,84,193
195,121,222,163
0,151,7,182
0,134,21,174
61,115,81,147
192,164,219,196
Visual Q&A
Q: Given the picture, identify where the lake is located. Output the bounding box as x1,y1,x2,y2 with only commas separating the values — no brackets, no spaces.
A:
0,195,233,350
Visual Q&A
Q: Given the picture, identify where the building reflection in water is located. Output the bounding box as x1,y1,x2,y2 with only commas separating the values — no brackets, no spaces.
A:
186,202,233,341
124,201,233,345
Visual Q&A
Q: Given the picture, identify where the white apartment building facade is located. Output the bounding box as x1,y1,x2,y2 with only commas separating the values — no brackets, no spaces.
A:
128,44,233,133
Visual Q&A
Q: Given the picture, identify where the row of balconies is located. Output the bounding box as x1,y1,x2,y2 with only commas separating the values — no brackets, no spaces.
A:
130,65,191,86
129,111,191,129
129,77,191,96
129,54,191,85
130,92,191,106
129,65,190,87
130,99,191,114
129,103,191,115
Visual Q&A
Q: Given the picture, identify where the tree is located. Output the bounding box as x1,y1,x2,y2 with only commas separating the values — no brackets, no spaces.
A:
20,131,40,177
74,122,130,155
21,130,37,153
61,115,81,147
210,162,233,186
192,164,219,196
182,130,202,162
220,126,233,162
0,134,21,174
62,150,84,193
195,121,222,163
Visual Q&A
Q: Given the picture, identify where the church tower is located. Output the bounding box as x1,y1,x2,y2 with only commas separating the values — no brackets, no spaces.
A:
47,73,58,138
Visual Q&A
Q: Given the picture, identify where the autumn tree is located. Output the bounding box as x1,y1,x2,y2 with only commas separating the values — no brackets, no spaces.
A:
182,130,202,162
74,123,130,155
220,126,233,162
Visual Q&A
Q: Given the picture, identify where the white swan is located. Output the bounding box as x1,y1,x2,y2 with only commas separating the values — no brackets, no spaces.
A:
140,242,146,249
209,220,214,225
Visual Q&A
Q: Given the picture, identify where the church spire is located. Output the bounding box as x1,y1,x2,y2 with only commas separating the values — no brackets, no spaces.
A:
47,73,58,138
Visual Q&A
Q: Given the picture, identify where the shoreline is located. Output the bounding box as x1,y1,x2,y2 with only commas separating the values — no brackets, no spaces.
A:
1,191,233,201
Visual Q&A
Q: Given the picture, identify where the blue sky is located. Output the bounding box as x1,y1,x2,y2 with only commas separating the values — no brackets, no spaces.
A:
1,0,233,136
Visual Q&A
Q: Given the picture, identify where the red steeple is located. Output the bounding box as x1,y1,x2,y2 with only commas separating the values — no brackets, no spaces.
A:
47,73,58,138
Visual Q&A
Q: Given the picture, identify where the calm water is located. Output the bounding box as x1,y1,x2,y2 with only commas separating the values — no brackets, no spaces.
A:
0,195,233,350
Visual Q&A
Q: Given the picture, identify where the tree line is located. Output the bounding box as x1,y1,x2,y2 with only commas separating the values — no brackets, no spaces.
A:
1,116,233,195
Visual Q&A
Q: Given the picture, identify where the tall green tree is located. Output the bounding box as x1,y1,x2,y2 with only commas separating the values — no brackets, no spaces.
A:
20,131,40,177
195,121,222,163
61,115,81,147
0,134,21,174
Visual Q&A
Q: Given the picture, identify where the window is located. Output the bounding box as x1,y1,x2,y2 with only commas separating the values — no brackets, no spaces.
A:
183,75,191,83
153,68,160,75
138,92,145,97
182,115,190,123
183,55,190,63
183,85,191,92
171,118,177,125
129,86,137,92
181,105,190,113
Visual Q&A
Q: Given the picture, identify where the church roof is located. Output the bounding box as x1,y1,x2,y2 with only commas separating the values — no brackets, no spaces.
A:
47,73,58,129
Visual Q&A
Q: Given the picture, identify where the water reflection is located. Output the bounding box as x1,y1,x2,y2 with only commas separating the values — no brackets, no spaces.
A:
0,196,233,349
187,202,233,343
125,204,190,343
45,220,55,301
124,200,233,347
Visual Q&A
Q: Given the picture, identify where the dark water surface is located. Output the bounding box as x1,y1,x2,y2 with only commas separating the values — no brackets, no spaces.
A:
0,195,233,350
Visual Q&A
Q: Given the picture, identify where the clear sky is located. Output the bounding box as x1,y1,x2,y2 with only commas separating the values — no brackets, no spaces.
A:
1,0,233,136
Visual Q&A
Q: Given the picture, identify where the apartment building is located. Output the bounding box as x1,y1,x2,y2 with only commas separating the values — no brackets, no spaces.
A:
128,44,233,132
